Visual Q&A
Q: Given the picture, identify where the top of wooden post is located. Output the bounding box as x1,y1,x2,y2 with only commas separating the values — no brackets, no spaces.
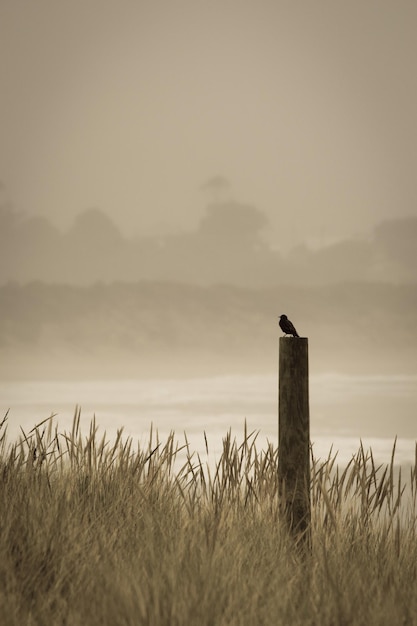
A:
279,336,308,347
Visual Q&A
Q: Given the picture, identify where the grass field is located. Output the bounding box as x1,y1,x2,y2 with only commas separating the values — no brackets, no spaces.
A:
0,409,416,625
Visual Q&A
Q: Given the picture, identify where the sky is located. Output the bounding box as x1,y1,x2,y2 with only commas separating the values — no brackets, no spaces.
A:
1,0,416,250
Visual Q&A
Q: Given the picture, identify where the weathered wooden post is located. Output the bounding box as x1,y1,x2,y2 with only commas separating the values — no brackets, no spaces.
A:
278,337,311,545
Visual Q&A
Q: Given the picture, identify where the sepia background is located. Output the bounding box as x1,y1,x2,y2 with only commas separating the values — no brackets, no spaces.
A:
1,0,416,460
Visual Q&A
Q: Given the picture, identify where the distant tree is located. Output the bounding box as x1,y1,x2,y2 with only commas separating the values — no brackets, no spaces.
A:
198,201,269,250
69,208,123,246
200,175,231,204
0,183,22,238
374,217,417,268
284,238,375,284
62,208,128,283
311,239,373,282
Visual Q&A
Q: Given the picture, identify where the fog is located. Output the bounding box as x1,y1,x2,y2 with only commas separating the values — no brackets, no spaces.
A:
1,1,417,448
1,276,416,379
1,202,417,285
1,0,417,250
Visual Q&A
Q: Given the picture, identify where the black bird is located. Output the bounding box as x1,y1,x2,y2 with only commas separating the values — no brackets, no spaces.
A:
279,314,299,337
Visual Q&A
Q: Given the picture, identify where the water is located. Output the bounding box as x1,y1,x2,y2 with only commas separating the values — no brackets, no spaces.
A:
1,373,416,466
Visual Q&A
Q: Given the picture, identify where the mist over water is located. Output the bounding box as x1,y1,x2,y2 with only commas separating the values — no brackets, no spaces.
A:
2,373,416,466
1,2,416,482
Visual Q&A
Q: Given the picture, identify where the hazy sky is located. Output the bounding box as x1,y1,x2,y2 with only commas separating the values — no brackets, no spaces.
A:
1,0,416,249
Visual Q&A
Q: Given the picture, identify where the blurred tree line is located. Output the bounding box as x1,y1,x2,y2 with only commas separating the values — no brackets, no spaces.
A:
1,199,416,286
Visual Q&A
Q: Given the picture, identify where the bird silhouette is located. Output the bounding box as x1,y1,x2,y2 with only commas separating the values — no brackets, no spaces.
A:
279,314,299,337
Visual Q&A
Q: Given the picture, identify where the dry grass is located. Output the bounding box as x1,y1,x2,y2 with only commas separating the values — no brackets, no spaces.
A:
0,409,416,625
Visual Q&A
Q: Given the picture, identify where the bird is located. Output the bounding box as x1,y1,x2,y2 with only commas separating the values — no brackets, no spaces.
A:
279,314,299,337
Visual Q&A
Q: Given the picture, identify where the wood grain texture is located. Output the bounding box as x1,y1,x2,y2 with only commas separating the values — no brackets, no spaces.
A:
278,337,311,542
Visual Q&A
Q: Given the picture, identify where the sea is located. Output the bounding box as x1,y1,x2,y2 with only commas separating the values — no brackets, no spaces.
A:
1,373,416,467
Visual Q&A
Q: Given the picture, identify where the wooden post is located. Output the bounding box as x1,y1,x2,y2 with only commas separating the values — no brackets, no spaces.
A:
278,337,311,544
